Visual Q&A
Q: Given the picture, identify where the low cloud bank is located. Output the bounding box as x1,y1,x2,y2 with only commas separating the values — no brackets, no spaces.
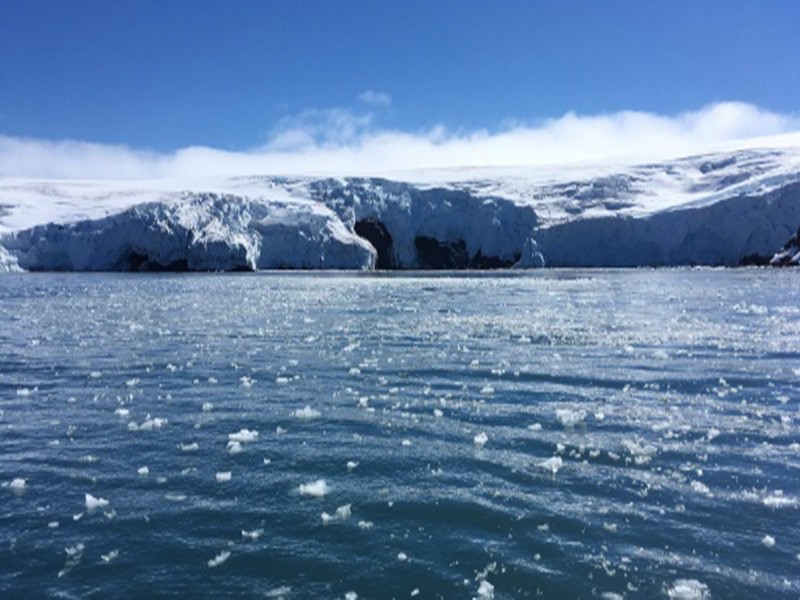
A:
1,102,797,180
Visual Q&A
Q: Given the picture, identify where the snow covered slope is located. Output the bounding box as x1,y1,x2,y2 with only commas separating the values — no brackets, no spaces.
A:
1,142,800,271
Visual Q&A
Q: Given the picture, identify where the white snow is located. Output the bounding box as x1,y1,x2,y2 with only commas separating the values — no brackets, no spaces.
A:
3,141,800,271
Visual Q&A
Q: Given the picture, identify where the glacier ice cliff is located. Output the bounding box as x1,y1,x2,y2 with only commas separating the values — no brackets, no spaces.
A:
1,145,800,271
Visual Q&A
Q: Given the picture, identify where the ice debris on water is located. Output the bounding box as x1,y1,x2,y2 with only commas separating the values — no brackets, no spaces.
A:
58,543,84,578
208,550,231,568
128,415,167,432
85,493,109,511
229,428,258,442
9,477,26,493
227,441,243,454
100,549,119,564
216,471,232,483
537,456,563,475
202,402,213,412
322,505,352,525
556,408,586,428
181,442,199,452
345,593,358,600
16,386,38,396
667,579,709,599
241,528,263,540
475,579,495,599
298,479,329,497
397,551,408,561
762,534,776,548
292,405,321,420
346,461,359,471
137,466,149,476
473,432,489,448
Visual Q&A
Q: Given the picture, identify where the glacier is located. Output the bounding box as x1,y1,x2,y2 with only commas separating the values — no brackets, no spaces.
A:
1,141,800,271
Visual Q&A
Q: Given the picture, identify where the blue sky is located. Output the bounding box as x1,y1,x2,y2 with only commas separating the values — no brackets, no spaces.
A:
0,1,799,177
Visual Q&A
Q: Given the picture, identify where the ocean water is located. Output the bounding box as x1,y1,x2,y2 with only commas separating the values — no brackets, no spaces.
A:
0,270,798,599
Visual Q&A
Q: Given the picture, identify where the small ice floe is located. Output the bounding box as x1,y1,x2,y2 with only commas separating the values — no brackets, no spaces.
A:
690,480,712,497
348,367,361,376
358,520,374,530
358,397,369,408
227,441,243,455
180,442,199,452
397,551,408,561
475,579,495,599
202,402,213,412
292,406,321,420
129,415,168,432
240,376,255,388
208,550,231,568
241,528,264,540
125,378,140,387
762,534,776,548
9,477,27,493
473,432,489,449
48,521,59,529
321,503,352,524
85,493,109,511
229,428,259,443
555,408,586,429
100,549,119,564
666,578,709,599
622,438,657,465
276,377,289,385
114,408,130,418
137,466,149,476
58,543,85,578
600,593,623,600
89,371,102,379
73,512,84,521
480,385,494,395
263,457,272,465
527,423,542,432
276,426,287,435
165,493,186,502
603,522,618,533
345,592,358,600
763,492,797,508
537,456,563,476
216,471,232,483
298,479,329,497
346,461,359,471
433,408,443,418
166,363,178,372
411,589,420,597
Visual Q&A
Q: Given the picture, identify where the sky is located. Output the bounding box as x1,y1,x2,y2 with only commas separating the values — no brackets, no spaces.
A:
1,0,799,178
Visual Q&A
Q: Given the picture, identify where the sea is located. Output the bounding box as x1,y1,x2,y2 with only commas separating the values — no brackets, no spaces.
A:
0,270,798,599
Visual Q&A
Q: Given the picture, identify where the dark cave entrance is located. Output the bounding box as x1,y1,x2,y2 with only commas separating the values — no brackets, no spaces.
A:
355,219,396,269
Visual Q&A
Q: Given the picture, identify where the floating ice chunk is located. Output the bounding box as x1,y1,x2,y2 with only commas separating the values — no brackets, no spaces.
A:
411,589,420,597
85,493,109,511
667,579,709,599
358,520,374,530
101,549,119,563
229,428,259,442
358,397,369,408
293,406,321,420
181,442,199,452
706,428,721,442
475,579,494,599
208,550,231,568
622,438,657,465
59,543,85,578
276,426,287,435
227,441,243,454
601,594,623,600
527,423,542,431
240,376,255,388
397,552,408,561
321,512,334,525
242,528,264,540
216,471,232,483
763,493,797,508
473,432,488,448
603,522,618,533
266,586,292,598
298,479,329,497
480,385,494,395
9,477,26,492
401,439,412,447
16,387,38,396
48,521,59,528
202,402,213,412
346,461,359,471
276,376,289,385
537,456,563,475
555,408,586,428
114,408,130,418
762,534,776,548
165,493,186,502
690,480,712,496
433,409,443,418
345,593,358,600
137,466,149,476
349,367,361,375
125,378,140,387
336,504,352,520
89,371,102,378
263,457,272,465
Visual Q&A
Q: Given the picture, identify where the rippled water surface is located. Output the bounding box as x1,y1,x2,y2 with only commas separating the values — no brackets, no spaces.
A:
1,270,799,598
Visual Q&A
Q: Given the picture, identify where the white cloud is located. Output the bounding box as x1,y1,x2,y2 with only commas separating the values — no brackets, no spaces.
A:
0,102,797,180
358,90,392,107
